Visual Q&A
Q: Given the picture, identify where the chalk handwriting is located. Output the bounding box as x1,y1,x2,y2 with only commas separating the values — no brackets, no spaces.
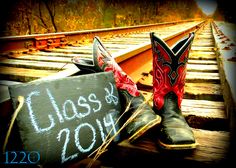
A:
57,128,78,163
56,111,119,163
74,123,96,153
103,111,120,142
77,96,91,118
46,88,64,123
26,91,55,133
26,89,105,133
96,119,106,142
88,93,102,112
24,83,119,164
63,99,79,120
104,83,118,105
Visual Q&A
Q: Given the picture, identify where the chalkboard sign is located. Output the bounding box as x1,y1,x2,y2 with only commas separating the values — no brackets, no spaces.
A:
8,72,121,166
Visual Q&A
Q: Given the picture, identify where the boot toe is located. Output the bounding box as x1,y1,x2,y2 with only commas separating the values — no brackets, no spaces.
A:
159,126,197,150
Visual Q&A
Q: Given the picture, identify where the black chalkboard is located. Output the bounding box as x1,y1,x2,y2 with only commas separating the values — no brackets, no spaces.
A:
8,72,121,166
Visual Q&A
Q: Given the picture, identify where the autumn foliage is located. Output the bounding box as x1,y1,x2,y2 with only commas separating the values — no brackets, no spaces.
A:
0,0,206,36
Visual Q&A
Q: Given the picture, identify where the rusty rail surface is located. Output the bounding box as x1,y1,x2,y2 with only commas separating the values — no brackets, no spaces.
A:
0,19,233,167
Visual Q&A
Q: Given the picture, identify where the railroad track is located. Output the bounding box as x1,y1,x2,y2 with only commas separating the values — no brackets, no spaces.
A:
0,19,233,167
116,21,230,168
0,20,203,83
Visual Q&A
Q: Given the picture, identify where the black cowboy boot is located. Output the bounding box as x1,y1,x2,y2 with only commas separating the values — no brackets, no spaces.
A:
150,32,197,150
72,36,161,143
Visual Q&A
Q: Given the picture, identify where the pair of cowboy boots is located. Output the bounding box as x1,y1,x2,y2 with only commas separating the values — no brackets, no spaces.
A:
72,32,197,150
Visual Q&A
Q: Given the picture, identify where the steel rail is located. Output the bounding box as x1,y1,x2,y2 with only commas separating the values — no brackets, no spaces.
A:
0,19,202,53
34,20,205,83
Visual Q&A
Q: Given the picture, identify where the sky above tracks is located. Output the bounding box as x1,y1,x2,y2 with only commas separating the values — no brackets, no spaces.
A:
195,0,217,15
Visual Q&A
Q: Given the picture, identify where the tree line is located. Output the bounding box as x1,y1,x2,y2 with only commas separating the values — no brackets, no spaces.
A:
0,0,211,36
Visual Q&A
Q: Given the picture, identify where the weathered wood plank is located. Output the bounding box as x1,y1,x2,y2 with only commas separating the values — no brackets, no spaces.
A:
0,58,73,70
61,46,93,50
194,37,213,41
184,83,223,101
189,50,215,56
107,37,149,42
102,41,140,45
102,39,143,45
182,99,227,130
61,46,123,53
29,51,91,58
186,72,220,83
115,129,229,167
64,45,128,51
44,48,92,54
188,59,217,65
189,51,216,55
196,34,213,37
187,64,218,72
8,54,73,63
0,66,57,82
182,99,225,113
33,64,80,82
189,52,216,60
193,39,214,44
192,43,214,47
191,46,215,51
197,32,212,35
192,44,214,48
195,34,213,38
91,43,128,49
127,34,150,38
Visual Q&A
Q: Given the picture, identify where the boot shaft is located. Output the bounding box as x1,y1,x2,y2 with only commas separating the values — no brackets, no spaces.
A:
73,36,140,97
93,37,140,97
150,32,195,110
